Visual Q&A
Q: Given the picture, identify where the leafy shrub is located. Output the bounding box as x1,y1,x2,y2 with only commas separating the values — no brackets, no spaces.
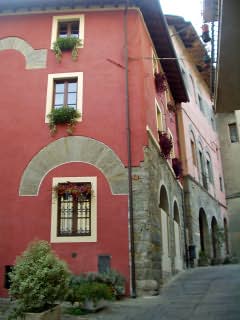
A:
76,282,114,304
9,240,70,317
47,106,80,135
66,270,125,304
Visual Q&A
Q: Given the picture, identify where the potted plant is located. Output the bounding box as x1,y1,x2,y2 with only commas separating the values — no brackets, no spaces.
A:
47,106,81,135
158,131,173,159
53,37,82,62
172,158,183,179
154,72,167,93
8,240,70,320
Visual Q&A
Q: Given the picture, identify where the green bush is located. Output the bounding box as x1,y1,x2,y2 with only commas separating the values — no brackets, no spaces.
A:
9,240,70,317
76,282,114,304
66,270,125,304
47,106,80,135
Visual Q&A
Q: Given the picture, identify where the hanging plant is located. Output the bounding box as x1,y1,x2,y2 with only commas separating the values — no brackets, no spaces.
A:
172,158,183,179
158,131,173,159
47,106,81,135
54,182,92,200
154,72,167,93
167,101,178,113
53,37,82,62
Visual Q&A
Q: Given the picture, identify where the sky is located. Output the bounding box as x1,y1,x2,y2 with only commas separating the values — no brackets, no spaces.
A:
160,0,203,34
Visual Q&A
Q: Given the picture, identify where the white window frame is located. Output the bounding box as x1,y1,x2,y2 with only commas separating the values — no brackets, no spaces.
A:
51,176,97,243
155,99,164,132
45,72,83,123
50,14,85,49
168,128,175,158
152,49,159,75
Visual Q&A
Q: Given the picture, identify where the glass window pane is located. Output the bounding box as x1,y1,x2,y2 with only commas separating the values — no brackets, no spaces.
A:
55,83,64,93
67,93,77,105
71,21,79,37
58,22,68,37
68,82,77,92
54,93,64,107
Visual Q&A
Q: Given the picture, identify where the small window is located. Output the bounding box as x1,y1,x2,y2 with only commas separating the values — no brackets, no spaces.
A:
156,100,164,132
54,79,78,109
206,159,213,183
57,182,91,237
98,255,111,273
58,21,79,38
51,15,84,49
45,72,83,123
219,176,224,192
198,94,204,113
229,123,239,143
152,50,159,75
168,129,175,158
191,139,197,166
51,177,97,243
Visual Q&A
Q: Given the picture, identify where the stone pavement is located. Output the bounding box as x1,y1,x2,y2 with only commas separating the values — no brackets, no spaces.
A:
64,264,240,320
1,265,240,319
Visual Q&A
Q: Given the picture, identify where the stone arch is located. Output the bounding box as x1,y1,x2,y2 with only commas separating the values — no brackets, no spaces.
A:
173,201,183,271
19,136,128,196
224,218,230,254
211,216,219,259
199,208,210,256
159,185,169,214
173,201,180,224
0,37,47,69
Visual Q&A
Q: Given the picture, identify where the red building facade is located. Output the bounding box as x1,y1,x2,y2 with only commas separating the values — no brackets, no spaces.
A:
0,0,188,297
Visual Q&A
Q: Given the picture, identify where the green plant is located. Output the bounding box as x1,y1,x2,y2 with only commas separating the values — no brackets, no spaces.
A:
8,240,70,319
215,227,225,250
47,106,80,135
86,270,126,298
53,37,82,62
77,282,114,304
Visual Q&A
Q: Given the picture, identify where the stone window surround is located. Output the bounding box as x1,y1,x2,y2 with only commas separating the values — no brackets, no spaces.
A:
50,14,85,50
45,72,83,123
51,176,97,243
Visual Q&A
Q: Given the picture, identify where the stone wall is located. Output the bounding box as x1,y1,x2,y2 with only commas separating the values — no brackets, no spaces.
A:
183,175,226,264
132,136,185,296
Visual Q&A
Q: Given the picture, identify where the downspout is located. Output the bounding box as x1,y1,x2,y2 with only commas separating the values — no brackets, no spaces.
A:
124,0,136,298
176,105,189,268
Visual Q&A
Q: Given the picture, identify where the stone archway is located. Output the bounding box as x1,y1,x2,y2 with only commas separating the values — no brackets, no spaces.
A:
211,217,218,259
199,208,210,256
224,218,230,255
19,136,128,196
173,201,183,271
0,37,47,69
159,185,171,274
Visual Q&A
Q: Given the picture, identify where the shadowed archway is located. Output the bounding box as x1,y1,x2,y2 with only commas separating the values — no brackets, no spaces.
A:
199,208,210,256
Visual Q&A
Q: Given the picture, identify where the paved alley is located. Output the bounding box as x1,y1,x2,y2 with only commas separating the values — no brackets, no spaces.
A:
82,264,240,320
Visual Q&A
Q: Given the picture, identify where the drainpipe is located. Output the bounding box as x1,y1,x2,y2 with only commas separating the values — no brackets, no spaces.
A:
124,0,136,298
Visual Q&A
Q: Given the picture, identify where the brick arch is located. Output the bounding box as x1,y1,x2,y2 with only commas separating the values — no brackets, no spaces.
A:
19,136,128,196
0,37,47,69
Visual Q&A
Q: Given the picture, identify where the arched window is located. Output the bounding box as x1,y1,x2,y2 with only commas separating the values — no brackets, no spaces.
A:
206,152,214,184
190,131,197,166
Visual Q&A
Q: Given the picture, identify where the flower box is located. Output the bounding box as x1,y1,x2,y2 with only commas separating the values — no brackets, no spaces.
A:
158,131,173,159
172,158,183,179
154,72,167,93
